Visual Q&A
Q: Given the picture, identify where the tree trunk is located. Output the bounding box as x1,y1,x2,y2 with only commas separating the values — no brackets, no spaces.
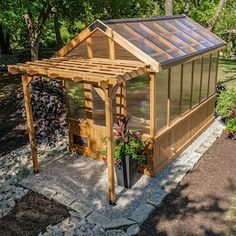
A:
165,0,173,16
54,15,63,49
24,4,51,61
31,36,40,61
0,24,9,54
208,0,227,31
184,0,190,16
5,32,10,53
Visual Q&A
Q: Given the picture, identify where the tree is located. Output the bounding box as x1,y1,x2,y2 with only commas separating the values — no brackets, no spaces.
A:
208,0,227,31
165,0,173,15
23,1,53,60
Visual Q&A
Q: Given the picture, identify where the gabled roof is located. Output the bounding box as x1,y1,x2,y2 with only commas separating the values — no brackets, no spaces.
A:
55,15,226,71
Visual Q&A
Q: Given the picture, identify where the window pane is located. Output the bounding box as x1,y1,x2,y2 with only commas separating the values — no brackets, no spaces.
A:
155,70,168,131
181,62,192,113
92,87,116,126
126,74,150,133
192,58,202,107
209,51,218,95
170,65,181,121
201,55,210,100
67,82,86,119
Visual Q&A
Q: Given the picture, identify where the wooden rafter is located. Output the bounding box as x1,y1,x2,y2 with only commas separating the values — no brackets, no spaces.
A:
8,57,146,85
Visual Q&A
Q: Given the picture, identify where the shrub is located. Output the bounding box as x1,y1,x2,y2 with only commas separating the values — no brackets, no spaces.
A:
216,88,236,139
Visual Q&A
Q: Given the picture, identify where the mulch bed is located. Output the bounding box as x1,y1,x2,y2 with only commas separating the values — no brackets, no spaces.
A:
0,191,70,236
138,134,236,236
0,75,27,155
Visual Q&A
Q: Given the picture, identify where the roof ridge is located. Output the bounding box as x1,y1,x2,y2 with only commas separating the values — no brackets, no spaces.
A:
102,15,186,24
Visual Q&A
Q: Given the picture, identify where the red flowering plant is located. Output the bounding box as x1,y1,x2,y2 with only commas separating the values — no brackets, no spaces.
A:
100,117,147,166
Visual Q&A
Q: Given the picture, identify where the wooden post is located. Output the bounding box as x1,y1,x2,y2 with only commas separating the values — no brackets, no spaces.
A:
22,75,39,174
167,69,171,126
199,57,204,103
207,53,212,97
179,64,184,114
105,85,116,204
190,60,195,109
108,37,115,60
86,37,93,59
150,72,156,138
214,51,220,91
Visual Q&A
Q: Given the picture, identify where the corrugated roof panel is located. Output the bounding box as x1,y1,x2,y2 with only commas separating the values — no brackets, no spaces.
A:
110,23,173,62
105,15,225,68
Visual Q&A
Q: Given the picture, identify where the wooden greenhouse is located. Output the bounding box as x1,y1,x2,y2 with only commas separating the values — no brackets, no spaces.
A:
8,15,226,204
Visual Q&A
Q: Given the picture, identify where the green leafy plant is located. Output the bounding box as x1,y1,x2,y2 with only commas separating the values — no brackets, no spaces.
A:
216,88,236,139
100,117,148,166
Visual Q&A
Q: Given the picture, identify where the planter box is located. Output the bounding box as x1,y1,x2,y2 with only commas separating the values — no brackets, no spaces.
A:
115,156,138,189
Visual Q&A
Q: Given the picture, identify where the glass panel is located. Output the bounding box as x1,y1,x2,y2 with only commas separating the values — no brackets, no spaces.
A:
181,62,192,113
67,82,86,119
201,55,210,100
192,57,202,107
209,51,218,95
126,73,150,133
92,87,116,126
170,65,181,121
155,70,168,131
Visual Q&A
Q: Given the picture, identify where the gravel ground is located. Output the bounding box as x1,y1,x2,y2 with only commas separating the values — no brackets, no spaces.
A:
19,119,224,220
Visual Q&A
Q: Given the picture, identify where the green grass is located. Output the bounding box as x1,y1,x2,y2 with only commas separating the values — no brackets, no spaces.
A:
218,59,236,89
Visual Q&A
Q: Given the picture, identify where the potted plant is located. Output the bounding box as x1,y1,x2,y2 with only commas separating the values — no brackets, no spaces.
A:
100,117,147,188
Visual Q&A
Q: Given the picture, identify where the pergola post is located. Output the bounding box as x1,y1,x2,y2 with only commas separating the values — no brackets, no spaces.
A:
104,85,116,205
22,75,39,174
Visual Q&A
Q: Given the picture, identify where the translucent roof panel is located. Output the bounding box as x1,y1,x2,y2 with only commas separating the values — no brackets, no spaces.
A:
103,15,226,68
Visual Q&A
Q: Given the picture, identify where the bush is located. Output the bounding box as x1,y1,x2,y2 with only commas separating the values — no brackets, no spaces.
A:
216,88,236,139
22,77,67,142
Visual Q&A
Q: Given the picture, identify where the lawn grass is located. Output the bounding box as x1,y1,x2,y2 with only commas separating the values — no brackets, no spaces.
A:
218,59,236,89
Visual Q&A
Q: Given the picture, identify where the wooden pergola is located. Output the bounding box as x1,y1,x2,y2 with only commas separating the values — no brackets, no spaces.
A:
8,57,147,204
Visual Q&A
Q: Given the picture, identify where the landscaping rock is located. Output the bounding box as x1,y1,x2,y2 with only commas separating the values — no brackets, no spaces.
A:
128,203,155,226
103,218,135,229
86,211,111,226
126,224,140,235
69,201,92,217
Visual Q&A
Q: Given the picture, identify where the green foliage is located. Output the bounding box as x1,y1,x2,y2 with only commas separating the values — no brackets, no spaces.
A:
216,88,236,135
100,119,147,165
216,89,236,118
225,118,236,133
113,130,147,165
1,0,235,57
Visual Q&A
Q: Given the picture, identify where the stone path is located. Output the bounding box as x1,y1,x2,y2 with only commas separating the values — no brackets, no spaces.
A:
16,119,224,235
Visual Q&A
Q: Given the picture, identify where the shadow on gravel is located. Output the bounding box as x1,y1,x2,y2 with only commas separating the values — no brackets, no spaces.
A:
0,75,27,155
